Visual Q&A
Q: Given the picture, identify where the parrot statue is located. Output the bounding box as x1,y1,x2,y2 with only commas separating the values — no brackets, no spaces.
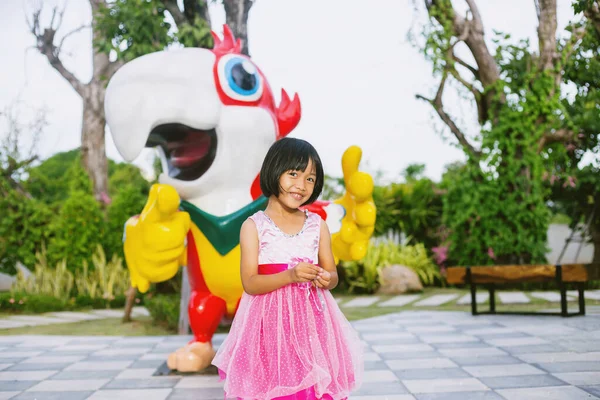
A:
104,25,376,372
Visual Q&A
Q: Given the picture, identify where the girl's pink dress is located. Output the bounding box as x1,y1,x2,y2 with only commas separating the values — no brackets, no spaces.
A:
212,210,363,400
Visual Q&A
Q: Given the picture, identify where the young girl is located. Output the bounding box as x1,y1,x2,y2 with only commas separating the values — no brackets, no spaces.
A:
212,138,363,400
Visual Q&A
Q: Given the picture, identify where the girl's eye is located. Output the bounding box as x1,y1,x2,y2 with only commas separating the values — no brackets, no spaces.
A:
289,171,297,177
307,177,315,183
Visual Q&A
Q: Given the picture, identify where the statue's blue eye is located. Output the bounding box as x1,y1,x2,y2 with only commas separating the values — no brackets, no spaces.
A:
217,54,263,102
225,58,259,96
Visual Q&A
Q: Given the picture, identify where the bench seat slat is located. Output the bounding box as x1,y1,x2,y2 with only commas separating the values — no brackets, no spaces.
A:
447,264,589,284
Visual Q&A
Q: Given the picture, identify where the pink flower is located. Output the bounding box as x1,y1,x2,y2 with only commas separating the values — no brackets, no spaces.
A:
563,176,576,188
487,247,496,259
432,246,448,265
566,144,576,152
99,191,112,205
542,171,549,181
9,298,14,304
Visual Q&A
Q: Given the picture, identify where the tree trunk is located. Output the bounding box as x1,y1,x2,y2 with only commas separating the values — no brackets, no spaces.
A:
122,285,137,322
223,0,254,56
81,90,109,202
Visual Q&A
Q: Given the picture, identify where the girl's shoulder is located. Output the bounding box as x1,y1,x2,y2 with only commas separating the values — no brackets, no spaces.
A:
246,210,269,235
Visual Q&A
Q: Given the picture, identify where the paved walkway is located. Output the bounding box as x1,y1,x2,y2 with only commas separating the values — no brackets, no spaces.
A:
0,308,150,330
3,290,600,330
0,310,599,399
337,290,600,309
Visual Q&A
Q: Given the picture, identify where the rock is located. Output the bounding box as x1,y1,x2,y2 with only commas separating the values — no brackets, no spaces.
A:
377,264,423,295
16,262,32,279
0,262,32,292
0,272,15,291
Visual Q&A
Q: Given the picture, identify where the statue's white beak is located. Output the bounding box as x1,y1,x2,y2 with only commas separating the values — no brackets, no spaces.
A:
105,48,221,162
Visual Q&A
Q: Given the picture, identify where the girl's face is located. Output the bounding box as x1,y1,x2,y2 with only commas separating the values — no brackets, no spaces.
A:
277,159,317,209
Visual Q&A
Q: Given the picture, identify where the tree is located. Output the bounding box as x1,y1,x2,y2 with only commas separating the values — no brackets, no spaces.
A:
28,1,256,206
548,0,600,263
94,0,255,61
28,1,124,204
414,0,595,265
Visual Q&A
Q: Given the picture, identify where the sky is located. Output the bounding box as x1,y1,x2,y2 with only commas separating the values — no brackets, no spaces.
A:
0,0,580,183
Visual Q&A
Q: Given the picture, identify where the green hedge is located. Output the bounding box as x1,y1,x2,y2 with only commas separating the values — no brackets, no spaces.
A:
0,292,142,314
144,294,180,332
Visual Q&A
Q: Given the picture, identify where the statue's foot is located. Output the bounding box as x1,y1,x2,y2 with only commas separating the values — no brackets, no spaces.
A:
167,341,216,373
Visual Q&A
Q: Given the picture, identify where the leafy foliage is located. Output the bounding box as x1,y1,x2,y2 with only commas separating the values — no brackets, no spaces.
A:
13,245,130,303
415,1,598,266
340,240,440,294
94,0,213,63
0,180,54,275
373,165,444,249
144,294,180,332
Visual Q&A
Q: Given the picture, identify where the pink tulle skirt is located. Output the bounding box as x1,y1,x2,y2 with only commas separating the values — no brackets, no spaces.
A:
212,264,363,400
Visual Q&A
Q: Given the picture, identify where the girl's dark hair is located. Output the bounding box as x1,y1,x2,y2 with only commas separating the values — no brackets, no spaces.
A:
259,137,324,206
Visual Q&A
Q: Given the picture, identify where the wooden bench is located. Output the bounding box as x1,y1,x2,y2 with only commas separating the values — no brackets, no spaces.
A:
447,264,600,317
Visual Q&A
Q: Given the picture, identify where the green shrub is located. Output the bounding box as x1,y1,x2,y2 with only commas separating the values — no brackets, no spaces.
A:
105,185,146,260
13,245,130,310
0,292,68,313
74,245,130,301
13,248,74,301
145,294,180,332
0,180,54,274
341,240,440,294
46,189,106,272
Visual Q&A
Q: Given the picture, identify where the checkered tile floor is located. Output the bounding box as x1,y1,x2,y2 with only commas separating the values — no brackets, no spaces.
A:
1,311,599,399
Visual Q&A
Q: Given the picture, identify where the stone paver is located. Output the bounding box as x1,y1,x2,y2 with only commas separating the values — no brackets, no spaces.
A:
498,292,531,304
0,308,150,330
342,297,380,308
457,293,490,305
0,310,598,399
568,290,600,300
378,295,421,307
530,292,576,302
414,294,459,306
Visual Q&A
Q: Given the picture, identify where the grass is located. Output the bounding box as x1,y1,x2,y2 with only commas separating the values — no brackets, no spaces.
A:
1,287,598,335
550,213,572,225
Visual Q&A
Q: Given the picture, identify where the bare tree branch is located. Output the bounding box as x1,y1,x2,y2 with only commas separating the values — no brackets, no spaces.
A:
416,72,482,159
57,24,91,55
464,0,483,31
109,58,125,76
452,54,479,78
29,5,86,97
426,0,504,123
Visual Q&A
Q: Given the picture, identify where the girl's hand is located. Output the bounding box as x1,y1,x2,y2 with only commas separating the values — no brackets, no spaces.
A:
314,268,331,289
290,262,320,283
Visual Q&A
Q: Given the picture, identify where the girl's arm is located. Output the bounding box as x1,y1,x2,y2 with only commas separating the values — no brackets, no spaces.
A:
240,219,320,295
316,220,339,290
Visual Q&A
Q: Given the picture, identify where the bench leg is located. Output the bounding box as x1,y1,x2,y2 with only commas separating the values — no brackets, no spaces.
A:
578,282,586,316
560,281,568,317
489,285,496,313
470,284,478,315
